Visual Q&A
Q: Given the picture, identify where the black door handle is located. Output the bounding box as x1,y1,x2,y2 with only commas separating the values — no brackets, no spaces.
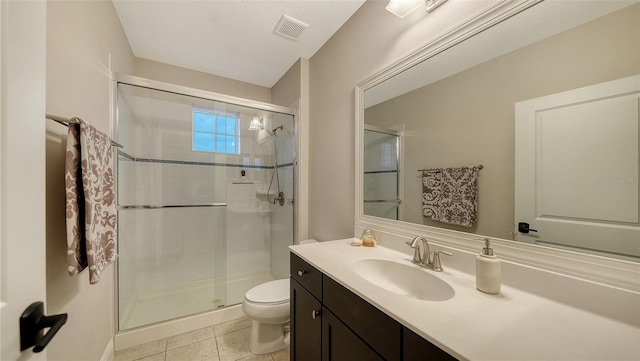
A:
20,301,67,353
518,222,538,234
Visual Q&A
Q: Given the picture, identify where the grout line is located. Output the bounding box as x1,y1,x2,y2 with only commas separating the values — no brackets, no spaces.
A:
163,337,168,361
214,332,222,361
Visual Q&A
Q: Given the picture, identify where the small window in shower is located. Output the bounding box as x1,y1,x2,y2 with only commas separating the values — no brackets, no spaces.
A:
192,108,239,154
381,142,394,168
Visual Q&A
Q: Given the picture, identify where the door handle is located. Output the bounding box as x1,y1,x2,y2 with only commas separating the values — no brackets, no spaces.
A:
518,222,538,234
20,301,68,352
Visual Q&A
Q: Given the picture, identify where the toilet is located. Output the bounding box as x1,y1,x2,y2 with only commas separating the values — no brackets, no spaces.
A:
242,278,290,354
242,240,317,354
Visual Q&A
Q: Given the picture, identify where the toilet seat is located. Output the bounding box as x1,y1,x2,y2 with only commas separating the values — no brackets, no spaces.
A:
245,279,289,304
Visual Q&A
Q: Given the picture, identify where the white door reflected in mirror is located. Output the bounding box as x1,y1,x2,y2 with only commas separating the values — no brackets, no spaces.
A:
515,75,639,258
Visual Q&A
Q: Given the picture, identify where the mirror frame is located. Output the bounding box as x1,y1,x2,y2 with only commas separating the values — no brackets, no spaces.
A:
354,0,639,291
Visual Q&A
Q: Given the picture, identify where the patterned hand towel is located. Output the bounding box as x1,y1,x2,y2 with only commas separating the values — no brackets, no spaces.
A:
65,119,117,284
422,166,480,227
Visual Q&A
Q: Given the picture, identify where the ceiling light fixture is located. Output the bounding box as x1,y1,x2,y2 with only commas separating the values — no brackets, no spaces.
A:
386,0,423,18
386,0,447,18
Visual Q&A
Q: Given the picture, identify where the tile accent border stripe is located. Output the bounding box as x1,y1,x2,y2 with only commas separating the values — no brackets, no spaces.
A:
118,150,293,169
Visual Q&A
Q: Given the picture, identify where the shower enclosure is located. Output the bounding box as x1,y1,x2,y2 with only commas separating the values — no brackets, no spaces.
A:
115,76,295,331
363,125,402,220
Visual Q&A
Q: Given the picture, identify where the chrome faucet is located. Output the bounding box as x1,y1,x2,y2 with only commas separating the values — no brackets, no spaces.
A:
406,236,452,272
407,236,429,264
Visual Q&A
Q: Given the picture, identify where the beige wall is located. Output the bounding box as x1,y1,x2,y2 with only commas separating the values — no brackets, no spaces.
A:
308,1,487,240
271,58,310,241
134,58,271,103
271,59,301,107
45,1,133,360
364,4,640,239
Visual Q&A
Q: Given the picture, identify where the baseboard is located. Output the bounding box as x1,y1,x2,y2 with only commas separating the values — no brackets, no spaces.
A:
101,338,114,361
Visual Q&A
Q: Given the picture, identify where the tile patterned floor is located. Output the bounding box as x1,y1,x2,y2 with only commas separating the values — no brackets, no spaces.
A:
114,317,290,361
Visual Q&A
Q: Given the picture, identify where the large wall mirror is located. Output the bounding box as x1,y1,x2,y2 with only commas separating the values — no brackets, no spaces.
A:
358,0,639,262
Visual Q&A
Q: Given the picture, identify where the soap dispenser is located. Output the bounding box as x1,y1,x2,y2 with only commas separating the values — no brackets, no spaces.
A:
360,227,378,247
476,238,501,294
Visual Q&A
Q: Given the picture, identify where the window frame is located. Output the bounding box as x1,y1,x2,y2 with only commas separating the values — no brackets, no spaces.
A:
192,107,240,154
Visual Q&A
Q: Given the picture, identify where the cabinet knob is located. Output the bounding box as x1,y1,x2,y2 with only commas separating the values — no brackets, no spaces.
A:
311,310,320,320
297,270,306,276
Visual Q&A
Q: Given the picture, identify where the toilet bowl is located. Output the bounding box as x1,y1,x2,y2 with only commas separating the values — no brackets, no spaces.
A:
242,278,290,354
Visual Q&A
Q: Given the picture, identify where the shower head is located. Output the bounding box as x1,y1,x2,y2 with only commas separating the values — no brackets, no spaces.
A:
267,125,284,137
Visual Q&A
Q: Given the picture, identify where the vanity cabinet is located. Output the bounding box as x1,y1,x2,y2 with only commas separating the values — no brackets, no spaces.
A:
290,252,323,360
290,253,457,361
403,327,456,361
322,306,384,361
323,276,401,360
290,278,322,360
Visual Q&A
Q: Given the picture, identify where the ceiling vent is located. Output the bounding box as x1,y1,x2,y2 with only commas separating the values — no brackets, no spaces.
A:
274,14,309,41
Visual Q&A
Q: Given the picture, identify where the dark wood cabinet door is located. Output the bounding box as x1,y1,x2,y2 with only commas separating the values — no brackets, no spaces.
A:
403,327,457,361
323,276,402,360
291,277,322,361
322,307,384,361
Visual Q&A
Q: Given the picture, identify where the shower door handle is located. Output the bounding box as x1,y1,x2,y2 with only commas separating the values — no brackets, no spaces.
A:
117,203,227,210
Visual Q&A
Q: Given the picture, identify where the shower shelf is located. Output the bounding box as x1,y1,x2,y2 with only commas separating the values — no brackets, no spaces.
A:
256,190,277,196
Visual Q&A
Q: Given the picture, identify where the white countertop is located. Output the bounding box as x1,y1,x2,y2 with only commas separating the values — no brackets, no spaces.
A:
290,239,640,361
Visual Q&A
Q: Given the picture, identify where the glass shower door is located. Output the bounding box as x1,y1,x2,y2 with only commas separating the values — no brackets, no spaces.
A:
115,79,296,331
363,126,401,220
116,206,227,329
116,83,228,330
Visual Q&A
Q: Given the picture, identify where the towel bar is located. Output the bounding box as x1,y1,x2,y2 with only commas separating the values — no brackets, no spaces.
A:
418,165,483,172
46,113,123,148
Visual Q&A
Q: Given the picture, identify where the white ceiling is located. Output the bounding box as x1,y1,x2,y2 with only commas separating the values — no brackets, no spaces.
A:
113,0,366,88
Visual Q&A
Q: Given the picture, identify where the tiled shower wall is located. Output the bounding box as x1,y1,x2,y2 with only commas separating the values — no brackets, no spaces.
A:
117,87,294,327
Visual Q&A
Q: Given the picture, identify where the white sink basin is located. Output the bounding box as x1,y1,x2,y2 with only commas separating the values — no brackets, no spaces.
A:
352,259,455,301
